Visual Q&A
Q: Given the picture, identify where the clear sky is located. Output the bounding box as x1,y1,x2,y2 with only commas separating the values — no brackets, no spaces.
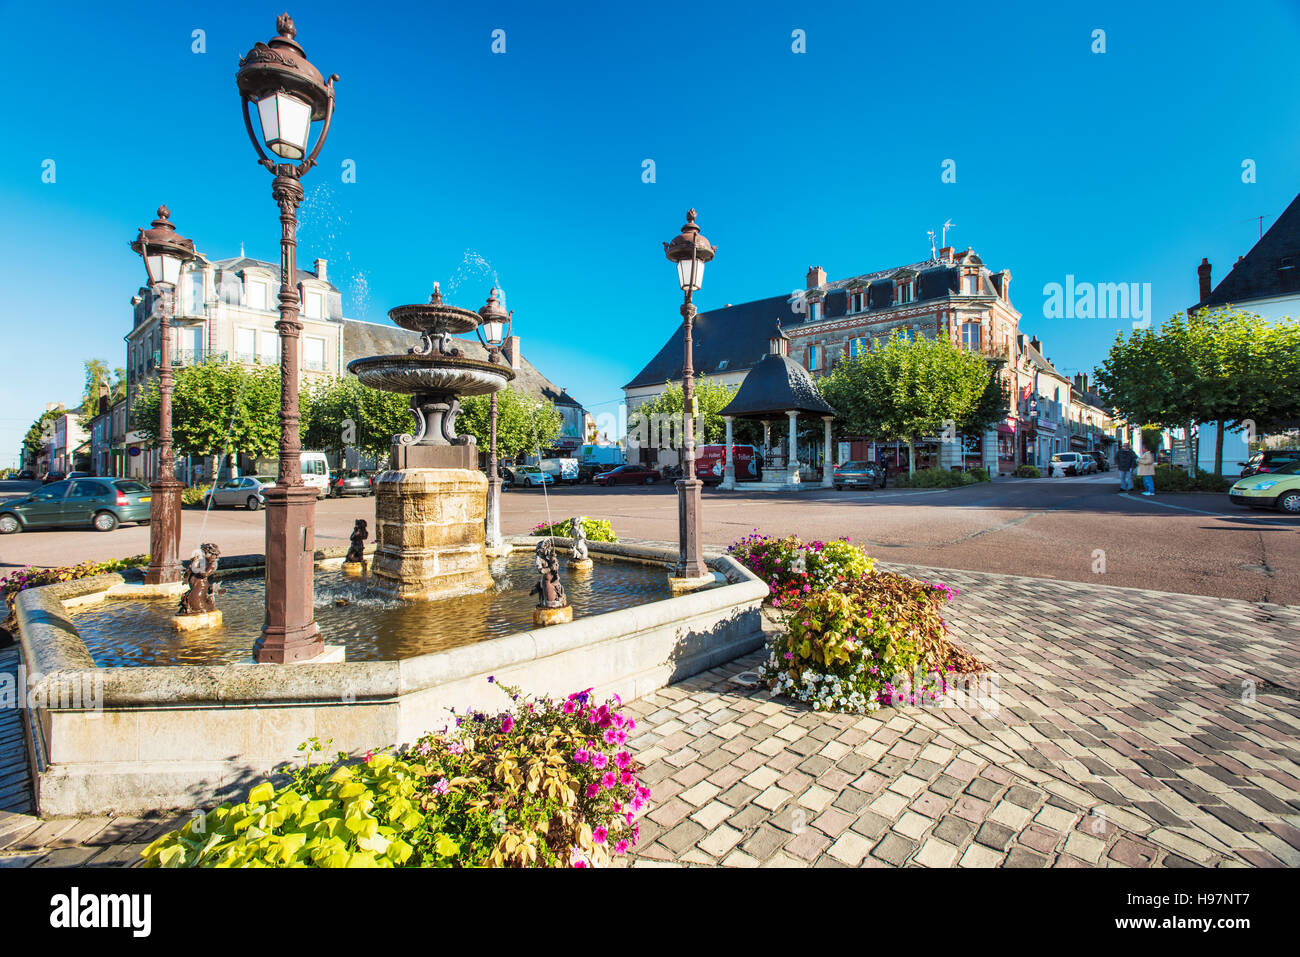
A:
2,0,1299,466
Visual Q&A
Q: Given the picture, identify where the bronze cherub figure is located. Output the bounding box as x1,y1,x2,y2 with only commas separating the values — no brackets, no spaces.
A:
346,518,368,565
529,539,568,609
178,543,220,616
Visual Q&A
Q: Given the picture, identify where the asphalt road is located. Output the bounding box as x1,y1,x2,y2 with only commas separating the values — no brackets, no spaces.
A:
1,474,1296,604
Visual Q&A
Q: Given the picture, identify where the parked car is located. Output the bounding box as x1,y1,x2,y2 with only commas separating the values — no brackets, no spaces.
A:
1048,452,1091,477
593,464,661,486
329,469,373,498
1089,451,1110,472
16,470,36,481
1237,449,1300,478
504,465,553,488
203,475,276,510
537,458,581,485
42,470,88,484
832,461,888,490
1228,460,1300,513
576,462,605,484
0,478,152,533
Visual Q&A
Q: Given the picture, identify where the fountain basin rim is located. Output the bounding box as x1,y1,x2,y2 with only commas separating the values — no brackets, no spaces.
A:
14,541,765,709
346,354,514,397
387,301,482,335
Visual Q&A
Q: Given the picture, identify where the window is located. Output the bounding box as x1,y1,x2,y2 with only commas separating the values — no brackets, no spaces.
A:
807,344,822,371
304,289,324,319
961,324,980,350
246,280,268,311
896,281,914,305
259,330,279,366
186,269,204,315
236,328,256,363
303,337,326,372
963,274,980,295
809,300,823,321
850,289,868,313
848,337,869,358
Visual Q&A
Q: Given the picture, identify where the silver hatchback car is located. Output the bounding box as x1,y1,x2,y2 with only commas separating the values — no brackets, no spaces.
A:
203,475,276,510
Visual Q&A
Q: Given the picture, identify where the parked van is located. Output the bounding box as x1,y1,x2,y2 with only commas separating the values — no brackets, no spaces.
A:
256,452,332,498
537,457,581,485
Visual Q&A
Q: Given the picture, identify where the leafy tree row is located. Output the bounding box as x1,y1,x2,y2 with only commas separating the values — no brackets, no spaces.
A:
1093,308,1300,473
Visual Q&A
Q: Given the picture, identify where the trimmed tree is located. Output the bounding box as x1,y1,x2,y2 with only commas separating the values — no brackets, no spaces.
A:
820,332,992,474
302,375,410,463
457,388,563,461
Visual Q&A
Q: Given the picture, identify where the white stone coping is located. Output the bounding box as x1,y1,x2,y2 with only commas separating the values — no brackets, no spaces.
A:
13,541,768,711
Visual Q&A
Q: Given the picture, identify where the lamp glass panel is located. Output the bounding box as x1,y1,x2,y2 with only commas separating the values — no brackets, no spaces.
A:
676,256,705,292
482,319,504,346
257,92,312,160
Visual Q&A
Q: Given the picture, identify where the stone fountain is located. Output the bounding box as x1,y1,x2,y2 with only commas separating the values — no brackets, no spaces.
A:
346,284,514,600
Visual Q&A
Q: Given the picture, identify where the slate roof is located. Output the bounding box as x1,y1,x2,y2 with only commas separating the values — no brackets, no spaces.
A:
624,251,1002,390
1193,191,1300,310
209,256,338,292
340,319,579,409
623,293,802,390
718,352,835,418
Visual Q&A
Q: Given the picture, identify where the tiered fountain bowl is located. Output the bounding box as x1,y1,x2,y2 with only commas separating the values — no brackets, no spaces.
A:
346,284,513,600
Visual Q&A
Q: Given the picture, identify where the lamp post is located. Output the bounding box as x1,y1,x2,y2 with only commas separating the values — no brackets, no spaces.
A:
478,288,512,553
663,209,716,583
236,13,338,663
130,207,196,585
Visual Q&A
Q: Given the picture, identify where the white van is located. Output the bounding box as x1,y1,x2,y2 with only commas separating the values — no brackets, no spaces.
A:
537,457,580,485
255,451,331,498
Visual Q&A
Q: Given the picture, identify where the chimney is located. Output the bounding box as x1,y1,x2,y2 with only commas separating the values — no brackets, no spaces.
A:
315,258,328,282
1030,335,1041,353
503,334,521,371
1197,257,1211,302
939,246,954,263
806,266,826,290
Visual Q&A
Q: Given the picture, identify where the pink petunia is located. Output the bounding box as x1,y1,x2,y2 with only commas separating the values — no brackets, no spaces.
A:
500,714,515,733
572,748,590,764
615,751,632,769
602,771,617,789
592,752,609,770
593,826,608,844
620,771,635,785
562,700,577,715
585,783,600,798
615,840,630,855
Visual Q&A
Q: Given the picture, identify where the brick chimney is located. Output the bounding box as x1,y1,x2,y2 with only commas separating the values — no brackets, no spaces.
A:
503,334,521,371
314,258,328,282
806,266,826,290
1030,335,1042,353
939,247,954,263
1197,257,1211,302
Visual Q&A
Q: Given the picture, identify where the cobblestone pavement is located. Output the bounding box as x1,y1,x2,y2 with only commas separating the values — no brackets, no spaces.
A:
2,564,1298,868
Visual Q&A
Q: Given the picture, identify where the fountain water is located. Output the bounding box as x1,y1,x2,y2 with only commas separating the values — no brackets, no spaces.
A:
346,284,514,601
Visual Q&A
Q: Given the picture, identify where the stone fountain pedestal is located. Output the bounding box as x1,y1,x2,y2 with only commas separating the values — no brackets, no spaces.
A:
370,467,494,601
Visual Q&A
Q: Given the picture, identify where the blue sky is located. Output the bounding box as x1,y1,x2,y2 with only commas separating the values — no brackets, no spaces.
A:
2,0,1299,466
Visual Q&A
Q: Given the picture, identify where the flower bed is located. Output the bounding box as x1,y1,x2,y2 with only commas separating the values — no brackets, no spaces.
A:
531,517,618,542
141,682,648,868
726,533,873,609
2,555,148,630
761,573,987,713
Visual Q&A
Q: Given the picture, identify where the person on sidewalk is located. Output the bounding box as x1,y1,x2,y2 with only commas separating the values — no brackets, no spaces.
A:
1115,444,1138,492
1137,447,1156,496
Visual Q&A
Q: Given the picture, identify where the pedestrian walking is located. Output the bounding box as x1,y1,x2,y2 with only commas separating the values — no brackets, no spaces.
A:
1115,444,1138,492
1136,447,1156,496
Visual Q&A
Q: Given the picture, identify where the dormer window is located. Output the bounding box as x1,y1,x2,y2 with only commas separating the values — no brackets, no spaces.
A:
894,277,915,305
963,273,980,295
246,279,269,311
849,287,868,313
303,288,324,319
809,300,823,321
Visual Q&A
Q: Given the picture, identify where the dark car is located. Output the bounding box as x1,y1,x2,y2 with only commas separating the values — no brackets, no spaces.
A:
593,464,661,487
16,470,36,481
42,470,88,484
329,469,373,498
1089,450,1110,472
1238,449,1300,478
0,478,152,534
832,461,888,490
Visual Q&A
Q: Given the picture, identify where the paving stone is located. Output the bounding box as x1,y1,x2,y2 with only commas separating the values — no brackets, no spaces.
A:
976,821,1016,852
697,825,743,858
849,810,891,840
740,825,788,862
1005,785,1042,809
893,812,932,841
1108,838,1159,867
871,833,916,866
965,778,1001,801
690,801,733,830
933,815,975,846
785,828,831,861
1019,824,1061,854
959,843,1004,868
1005,846,1049,868
914,838,960,868
929,775,964,798
1064,831,1107,864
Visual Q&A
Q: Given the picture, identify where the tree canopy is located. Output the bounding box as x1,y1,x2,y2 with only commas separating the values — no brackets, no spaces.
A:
77,359,126,428
1094,308,1300,472
626,378,748,445
301,375,410,462
819,332,994,472
132,361,287,461
458,387,564,460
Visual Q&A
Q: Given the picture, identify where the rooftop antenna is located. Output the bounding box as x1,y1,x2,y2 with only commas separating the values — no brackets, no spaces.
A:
927,229,938,262
1241,215,1264,239
941,220,955,249
239,242,245,257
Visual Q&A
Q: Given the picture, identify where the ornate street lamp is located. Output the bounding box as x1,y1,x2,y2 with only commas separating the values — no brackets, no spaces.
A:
236,13,338,663
130,206,196,585
478,288,512,553
663,209,716,584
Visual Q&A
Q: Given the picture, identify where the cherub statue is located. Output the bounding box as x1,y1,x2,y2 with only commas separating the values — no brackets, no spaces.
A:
570,516,589,562
529,539,568,609
346,519,368,565
178,543,220,616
